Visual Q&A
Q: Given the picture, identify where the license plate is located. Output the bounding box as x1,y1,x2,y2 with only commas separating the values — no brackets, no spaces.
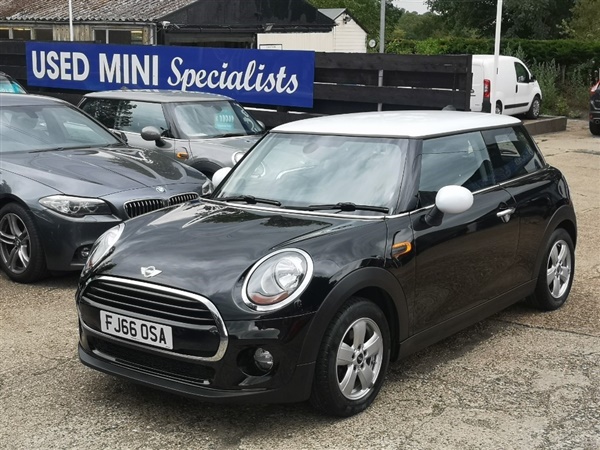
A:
100,310,173,350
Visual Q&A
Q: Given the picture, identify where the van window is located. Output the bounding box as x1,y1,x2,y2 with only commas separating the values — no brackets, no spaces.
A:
515,62,530,83
419,132,493,206
481,126,543,183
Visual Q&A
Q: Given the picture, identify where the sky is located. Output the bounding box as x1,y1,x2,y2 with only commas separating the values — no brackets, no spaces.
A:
392,0,429,14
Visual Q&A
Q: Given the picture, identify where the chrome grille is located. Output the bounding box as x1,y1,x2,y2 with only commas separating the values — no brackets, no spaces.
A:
124,192,199,218
84,278,216,326
169,192,199,206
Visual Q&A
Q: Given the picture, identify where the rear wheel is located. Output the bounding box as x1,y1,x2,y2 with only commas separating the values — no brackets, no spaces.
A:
526,96,541,119
527,228,574,311
0,203,47,283
590,121,600,136
310,297,390,416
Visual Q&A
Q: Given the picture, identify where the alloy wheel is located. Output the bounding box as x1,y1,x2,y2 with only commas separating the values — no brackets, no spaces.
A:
336,317,384,400
546,239,572,299
0,213,31,275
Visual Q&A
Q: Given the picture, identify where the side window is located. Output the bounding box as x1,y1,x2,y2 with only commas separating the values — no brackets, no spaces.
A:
80,99,118,129
515,62,529,83
481,126,544,183
419,131,493,206
115,101,168,134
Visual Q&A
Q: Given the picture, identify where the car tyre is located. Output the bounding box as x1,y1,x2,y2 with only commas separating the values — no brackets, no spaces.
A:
310,297,390,417
525,96,541,119
527,229,574,311
590,121,600,136
0,203,47,283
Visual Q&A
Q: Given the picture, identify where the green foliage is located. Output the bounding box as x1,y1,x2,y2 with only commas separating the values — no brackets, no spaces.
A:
564,0,600,40
392,12,445,40
425,0,575,39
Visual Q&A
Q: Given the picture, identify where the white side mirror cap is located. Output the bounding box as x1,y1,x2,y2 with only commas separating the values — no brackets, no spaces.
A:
435,185,474,215
212,167,232,187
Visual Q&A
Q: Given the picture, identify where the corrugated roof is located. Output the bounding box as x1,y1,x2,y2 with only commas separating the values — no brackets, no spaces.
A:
0,0,198,22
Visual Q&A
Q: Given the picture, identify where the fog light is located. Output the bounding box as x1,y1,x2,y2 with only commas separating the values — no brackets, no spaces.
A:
254,348,274,372
80,246,91,259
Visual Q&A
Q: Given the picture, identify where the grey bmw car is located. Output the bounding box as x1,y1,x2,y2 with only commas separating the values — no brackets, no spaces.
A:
0,93,207,282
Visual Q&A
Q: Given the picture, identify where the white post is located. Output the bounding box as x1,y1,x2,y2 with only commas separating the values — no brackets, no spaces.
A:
490,0,503,114
68,0,74,41
377,0,386,111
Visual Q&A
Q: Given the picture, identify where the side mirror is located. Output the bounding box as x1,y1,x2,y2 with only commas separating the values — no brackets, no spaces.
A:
141,126,166,147
212,167,232,187
424,185,474,227
530,74,536,82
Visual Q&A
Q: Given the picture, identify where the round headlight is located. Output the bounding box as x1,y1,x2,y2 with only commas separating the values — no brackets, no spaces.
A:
243,249,313,311
83,223,124,274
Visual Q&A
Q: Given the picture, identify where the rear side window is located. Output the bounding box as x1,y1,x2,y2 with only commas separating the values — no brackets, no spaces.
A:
419,131,494,206
481,126,543,183
114,100,168,134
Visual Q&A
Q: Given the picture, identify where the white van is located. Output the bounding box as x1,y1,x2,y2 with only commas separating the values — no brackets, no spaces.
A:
470,55,542,119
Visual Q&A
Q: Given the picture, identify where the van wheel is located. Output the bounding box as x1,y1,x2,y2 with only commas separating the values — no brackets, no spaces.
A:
527,229,574,311
526,96,541,119
310,297,390,416
590,121,600,136
495,102,503,115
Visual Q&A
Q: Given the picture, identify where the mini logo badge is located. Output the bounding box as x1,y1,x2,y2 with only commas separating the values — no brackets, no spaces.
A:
156,186,166,193
141,266,162,278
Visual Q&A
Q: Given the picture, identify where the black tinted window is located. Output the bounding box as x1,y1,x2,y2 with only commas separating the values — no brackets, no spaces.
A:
419,131,493,206
482,126,543,183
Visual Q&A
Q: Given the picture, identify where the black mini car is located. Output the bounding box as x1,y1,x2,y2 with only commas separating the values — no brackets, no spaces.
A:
77,111,577,416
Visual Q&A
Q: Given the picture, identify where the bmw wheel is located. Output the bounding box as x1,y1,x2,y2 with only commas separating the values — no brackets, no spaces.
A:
0,203,47,283
310,297,390,416
528,228,574,311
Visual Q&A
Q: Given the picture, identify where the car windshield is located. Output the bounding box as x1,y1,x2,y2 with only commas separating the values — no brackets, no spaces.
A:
0,103,120,153
0,75,26,94
170,100,263,139
214,133,408,214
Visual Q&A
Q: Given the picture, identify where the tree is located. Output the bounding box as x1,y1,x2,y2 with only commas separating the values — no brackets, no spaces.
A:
391,12,446,40
307,0,404,38
425,0,575,39
564,0,600,40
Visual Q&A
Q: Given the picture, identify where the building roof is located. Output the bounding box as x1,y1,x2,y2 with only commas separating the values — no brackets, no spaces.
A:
318,8,346,21
0,0,198,22
273,111,521,139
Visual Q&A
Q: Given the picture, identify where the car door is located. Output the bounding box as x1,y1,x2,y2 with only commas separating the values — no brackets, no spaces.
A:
403,131,520,334
509,61,534,114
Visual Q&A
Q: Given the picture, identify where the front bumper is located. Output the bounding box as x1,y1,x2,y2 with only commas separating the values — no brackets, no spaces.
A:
77,276,317,403
33,208,121,272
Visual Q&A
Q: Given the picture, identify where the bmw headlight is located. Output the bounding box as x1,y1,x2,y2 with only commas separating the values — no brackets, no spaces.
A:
242,249,313,311
83,223,124,273
40,195,112,217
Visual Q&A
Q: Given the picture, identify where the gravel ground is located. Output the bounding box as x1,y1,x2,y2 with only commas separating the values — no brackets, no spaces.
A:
1,119,598,450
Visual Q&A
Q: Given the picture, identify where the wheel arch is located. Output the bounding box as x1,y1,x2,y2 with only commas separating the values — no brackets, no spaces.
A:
190,159,223,177
533,205,577,277
298,267,409,365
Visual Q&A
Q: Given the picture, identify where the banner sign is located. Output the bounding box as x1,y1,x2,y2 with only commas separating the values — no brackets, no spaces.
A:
26,42,315,108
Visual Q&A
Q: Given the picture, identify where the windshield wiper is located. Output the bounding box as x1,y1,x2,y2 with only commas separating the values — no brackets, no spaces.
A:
297,202,389,213
218,195,281,206
216,132,246,138
30,144,100,153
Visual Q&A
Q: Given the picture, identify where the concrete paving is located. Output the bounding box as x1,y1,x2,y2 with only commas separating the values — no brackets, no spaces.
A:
0,119,598,450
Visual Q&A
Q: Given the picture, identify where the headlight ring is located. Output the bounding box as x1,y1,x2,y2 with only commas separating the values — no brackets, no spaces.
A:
242,248,314,312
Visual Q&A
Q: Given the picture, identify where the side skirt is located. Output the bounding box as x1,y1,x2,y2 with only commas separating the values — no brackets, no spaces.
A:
396,280,536,360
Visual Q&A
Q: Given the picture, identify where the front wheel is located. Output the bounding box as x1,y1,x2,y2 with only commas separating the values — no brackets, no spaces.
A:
526,96,541,119
310,297,390,416
590,121,600,136
527,228,574,311
0,203,48,283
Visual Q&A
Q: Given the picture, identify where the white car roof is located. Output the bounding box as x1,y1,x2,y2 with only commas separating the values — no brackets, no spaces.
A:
273,111,521,139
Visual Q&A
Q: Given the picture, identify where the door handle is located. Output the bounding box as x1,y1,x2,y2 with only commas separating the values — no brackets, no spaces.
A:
497,207,516,222
515,85,518,93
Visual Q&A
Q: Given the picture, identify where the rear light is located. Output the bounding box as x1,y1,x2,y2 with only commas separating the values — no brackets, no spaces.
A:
484,79,491,99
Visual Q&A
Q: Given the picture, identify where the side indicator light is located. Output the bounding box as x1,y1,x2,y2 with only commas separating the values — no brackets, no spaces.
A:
176,149,189,160
392,241,412,258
